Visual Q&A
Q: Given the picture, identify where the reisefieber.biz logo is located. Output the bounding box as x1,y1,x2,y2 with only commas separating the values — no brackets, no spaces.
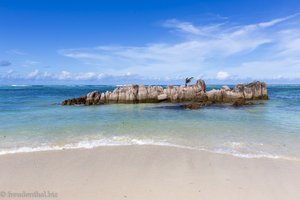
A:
0,191,58,198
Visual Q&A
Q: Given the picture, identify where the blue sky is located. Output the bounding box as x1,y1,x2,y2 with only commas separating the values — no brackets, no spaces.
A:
1,0,300,84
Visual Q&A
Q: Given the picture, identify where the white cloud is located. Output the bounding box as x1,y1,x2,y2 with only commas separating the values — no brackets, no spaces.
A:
0,69,185,84
57,71,72,80
162,19,202,35
2,69,17,79
19,70,137,82
2,14,300,83
57,14,300,82
27,69,40,79
216,71,230,80
258,13,299,28
2,68,300,84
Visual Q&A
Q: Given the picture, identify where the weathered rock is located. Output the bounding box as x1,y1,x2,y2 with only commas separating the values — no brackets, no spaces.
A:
232,99,255,106
108,88,119,103
157,94,167,101
165,83,206,102
206,81,268,103
147,86,164,102
181,100,212,110
221,85,231,91
165,86,178,102
137,85,148,102
62,96,86,105
62,80,268,106
234,81,268,100
232,99,246,106
206,89,223,102
100,93,106,103
261,82,268,100
222,90,244,103
86,91,101,105
195,79,206,92
203,101,213,106
181,103,202,110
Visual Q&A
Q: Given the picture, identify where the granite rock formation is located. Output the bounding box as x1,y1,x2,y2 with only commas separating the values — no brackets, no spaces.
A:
62,80,268,106
206,81,268,103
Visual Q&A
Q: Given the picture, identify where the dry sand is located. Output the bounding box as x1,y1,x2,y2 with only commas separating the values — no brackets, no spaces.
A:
0,145,300,200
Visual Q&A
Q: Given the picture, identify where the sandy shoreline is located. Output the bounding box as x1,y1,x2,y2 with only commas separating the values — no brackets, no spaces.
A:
0,145,300,200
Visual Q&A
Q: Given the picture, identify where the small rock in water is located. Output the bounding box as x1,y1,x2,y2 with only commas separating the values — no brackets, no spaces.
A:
232,99,255,106
181,103,202,110
232,99,246,106
204,101,213,106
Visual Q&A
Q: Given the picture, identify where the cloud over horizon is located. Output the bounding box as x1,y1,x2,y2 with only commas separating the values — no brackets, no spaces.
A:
2,68,300,85
56,14,300,82
2,13,300,84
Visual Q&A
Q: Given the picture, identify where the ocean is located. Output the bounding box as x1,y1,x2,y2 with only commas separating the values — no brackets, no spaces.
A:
0,85,300,160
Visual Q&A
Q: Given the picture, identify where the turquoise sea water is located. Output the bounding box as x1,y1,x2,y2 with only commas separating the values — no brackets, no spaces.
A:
0,85,300,160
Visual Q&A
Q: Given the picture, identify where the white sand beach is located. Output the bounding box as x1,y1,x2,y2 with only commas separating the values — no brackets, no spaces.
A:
0,145,300,200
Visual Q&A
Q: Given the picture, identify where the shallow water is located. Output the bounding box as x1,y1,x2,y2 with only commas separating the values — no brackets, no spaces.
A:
0,84,300,160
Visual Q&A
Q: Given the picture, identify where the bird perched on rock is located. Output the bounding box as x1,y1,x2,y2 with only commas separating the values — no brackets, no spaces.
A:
185,77,194,87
